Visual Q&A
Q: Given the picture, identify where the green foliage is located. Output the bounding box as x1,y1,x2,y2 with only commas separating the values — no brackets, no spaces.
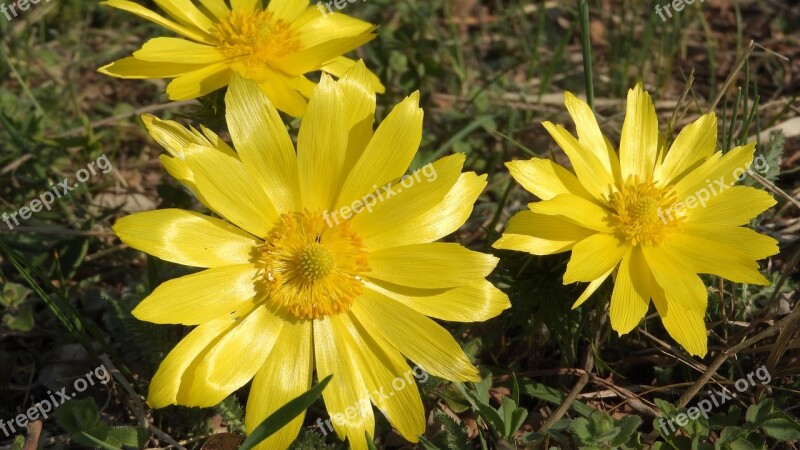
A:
654,398,800,449
54,398,147,449
215,396,246,435
456,374,528,446
570,411,642,449
288,428,344,450
0,281,34,331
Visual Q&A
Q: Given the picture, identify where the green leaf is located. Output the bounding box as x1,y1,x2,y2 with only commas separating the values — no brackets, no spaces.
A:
727,438,756,450
609,415,642,446
745,399,773,425
239,375,332,450
761,418,800,441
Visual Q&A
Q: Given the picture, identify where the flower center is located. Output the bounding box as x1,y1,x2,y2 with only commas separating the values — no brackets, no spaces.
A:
607,176,680,246
256,211,369,320
213,9,302,66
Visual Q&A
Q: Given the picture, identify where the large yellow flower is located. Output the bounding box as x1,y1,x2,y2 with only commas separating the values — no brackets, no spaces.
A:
114,62,509,449
98,0,383,117
493,84,777,357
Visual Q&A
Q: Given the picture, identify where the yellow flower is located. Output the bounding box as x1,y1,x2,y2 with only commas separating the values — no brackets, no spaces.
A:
98,0,384,117
493,83,777,357
114,61,509,449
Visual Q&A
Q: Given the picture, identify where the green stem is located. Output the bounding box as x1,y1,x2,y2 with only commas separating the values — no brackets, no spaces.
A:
577,0,595,111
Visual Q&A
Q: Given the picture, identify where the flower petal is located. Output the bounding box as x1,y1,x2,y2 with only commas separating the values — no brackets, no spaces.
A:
336,312,426,442
529,194,613,233
661,232,772,284
273,32,377,75
669,143,755,202
132,264,262,325
146,317,234,408
297,74,347,210
153,0,216,32
367,243,498,289
563,233,628,284
255,70,309,117
650,283,708,357
321,56,385,94
619,83,659,180
180,306,284,406
493,210,595,255
683,186,775,226
246,319,313,450
609,248,650,334
314,316,375,450
564,91,620,179
571,267,613,309
226,75,302,212
351,289,479,381
682,224,778,260
133,37,224,64
184,144,278,237
114,209,260,268
348,154,465,249
366,278,509,323
198,0,230,20
506,158,595,202
641,245,708,315
542,121,616,201
230,0,260,12
267,0,309,22
98,57,204,78
166,62,233,100
361,172,486,251
101,0,214,43
655,113,717,186
336,91,423,210
337,60,378,174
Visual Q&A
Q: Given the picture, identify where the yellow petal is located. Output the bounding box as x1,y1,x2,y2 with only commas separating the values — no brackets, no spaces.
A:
493,210,595,255
682,223,778,260
563,233,628,284
641,245,708,314
684,186,775,226
361,172,487,252
198,0,230,20
184,144,278,237
506,158,595,202
337,92,423,210
541,121,616,201
650,283,708,357
267,0,309,22
669,143,755,202
571,267,613,309
153,0,216,32
226,75,301,212
348,154,465,249
180,306,283,406
351,289,480,381
273,32,377,75
661,232,771,285
367,243,498,289
246,320,313,450
313,316,375,450
609,248,650,333
166,62,233,100
114,209,260,268
366,279,509,323
101,0,214,43
142,114,212,158
655,113,717,186
147,317,234,408
230,0,260,12
256,71,309,117
619,83,659,180
133,37,224,64
160,155,194,189
295,12,375,49
321,56,385,94
529,194,613,233
132,264,261,325
98,56,204,78
297,74,347,210
335,312,425,442
338,61,378,180
564,91,620,179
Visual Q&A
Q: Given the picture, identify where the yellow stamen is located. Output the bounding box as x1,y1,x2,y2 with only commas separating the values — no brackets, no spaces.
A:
256,211,369,320
608,176,682,246
213,9,302,66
